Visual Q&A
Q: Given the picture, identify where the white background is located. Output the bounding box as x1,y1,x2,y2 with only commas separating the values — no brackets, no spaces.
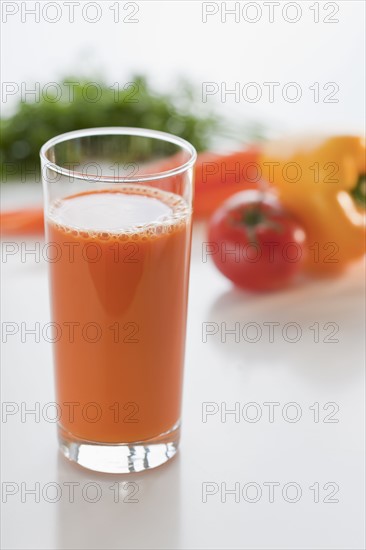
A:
1,0,365,133
1,2,365,549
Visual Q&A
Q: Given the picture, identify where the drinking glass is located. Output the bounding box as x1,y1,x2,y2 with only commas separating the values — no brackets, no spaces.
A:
40,128,196,473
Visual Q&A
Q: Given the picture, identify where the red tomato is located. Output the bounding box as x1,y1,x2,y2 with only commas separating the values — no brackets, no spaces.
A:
207,191,307,291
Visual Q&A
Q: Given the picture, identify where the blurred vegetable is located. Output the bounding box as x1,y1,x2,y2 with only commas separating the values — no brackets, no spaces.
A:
0,149,262,234
260,135,366,274
207,190,307,291
0,75,220,181
351,174,366,208
0,208,44,235
194,148,260,217
141,148,262,217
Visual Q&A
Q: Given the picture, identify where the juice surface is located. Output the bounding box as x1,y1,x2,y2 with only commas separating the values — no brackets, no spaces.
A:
46,186,191,443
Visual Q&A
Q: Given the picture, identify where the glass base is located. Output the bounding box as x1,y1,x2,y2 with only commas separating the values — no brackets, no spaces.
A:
58,423,180,474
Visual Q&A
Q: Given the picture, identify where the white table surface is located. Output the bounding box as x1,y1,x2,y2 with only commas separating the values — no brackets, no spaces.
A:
1,183,365,550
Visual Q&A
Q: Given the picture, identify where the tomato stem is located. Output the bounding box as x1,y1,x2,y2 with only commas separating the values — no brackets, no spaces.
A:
243,206,265,227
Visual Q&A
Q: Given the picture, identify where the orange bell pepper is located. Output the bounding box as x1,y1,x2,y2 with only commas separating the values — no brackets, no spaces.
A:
260,135,366,274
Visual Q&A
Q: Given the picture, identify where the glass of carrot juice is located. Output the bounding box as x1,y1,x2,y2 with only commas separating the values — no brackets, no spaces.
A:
40,128,196,473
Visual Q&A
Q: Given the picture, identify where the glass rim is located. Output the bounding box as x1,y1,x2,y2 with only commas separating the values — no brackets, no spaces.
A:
40,127,197,183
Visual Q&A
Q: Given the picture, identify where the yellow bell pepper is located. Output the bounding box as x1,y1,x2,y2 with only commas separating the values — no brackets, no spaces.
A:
260,135,366,274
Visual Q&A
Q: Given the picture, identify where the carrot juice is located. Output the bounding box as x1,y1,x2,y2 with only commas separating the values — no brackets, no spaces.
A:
46,185,192,444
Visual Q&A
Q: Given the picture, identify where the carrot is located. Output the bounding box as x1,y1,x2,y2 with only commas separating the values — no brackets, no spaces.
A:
194,148,260,217
138,147,261,217
0,208,44,236
0,148,261,235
